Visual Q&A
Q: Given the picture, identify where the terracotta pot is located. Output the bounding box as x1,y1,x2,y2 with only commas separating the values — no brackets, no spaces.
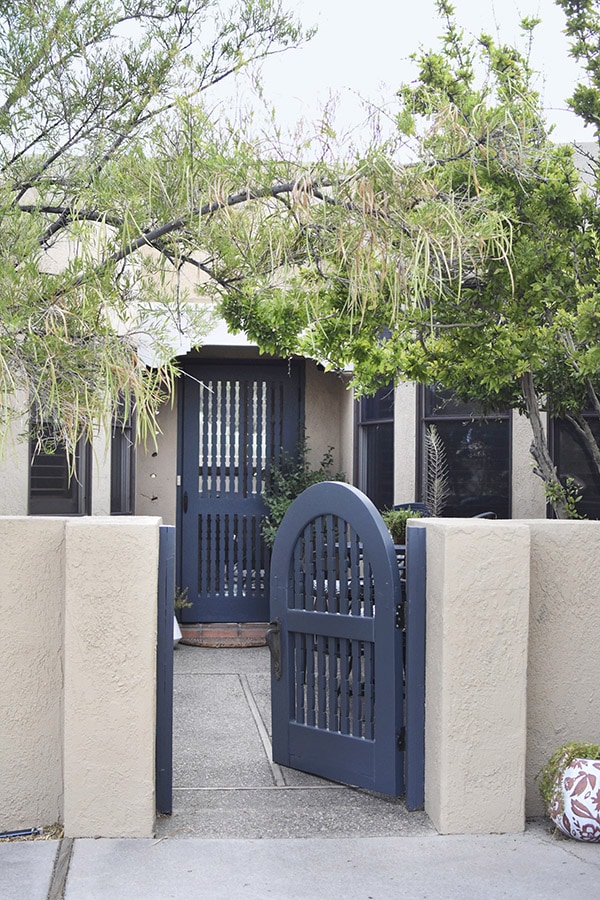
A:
550,758,600,841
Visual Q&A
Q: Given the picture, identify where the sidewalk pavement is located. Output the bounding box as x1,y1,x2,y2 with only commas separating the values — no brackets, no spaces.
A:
2,645,598,899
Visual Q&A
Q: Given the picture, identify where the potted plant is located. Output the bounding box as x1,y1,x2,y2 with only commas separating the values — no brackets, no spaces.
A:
537,742,600,841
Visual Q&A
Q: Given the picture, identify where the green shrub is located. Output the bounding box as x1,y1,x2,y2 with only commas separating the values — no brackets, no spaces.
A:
261,440,345,548
381,507,424,545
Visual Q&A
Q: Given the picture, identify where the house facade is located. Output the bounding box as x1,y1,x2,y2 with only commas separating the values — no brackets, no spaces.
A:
3,314,600,627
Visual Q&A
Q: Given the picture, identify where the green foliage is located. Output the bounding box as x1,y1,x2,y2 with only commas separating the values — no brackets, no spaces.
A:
212,1,600,518
537,741,600,817
380,507,424,545
261,441,345,548
0,0,309,451
544,476,584,519
174,585,192,612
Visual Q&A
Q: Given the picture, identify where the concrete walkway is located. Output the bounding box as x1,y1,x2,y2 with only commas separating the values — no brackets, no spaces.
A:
2,644,599,899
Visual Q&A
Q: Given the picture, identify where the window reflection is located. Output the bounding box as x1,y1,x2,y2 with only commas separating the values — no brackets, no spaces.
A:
553,416,600,519
421,387,510,518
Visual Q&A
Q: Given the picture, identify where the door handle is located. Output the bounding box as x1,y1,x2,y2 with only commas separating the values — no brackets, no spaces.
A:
265,619,282,680
183,491,188,513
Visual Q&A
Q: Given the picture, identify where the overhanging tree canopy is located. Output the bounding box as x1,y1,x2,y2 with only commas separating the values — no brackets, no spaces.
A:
0,0,309,450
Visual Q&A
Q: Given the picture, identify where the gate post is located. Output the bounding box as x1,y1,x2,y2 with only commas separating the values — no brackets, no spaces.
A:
405,524,426,810
156,525,175,816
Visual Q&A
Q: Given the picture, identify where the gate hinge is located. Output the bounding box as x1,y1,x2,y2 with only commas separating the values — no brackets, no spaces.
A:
397,728,406,752
395,603,405,630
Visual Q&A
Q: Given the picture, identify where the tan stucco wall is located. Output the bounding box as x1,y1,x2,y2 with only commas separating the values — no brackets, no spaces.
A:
304,362,352,475
63,517,160,838
511,410,546,518
525,520,600,816
0,518,65,830
0,516,161,838
136,393,178,525
0,422,30,515
421,519,531,834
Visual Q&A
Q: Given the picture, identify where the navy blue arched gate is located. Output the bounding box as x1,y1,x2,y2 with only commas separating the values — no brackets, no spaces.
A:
268,481,425,802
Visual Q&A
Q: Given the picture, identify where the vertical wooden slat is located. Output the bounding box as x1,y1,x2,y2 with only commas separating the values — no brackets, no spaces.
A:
349,525,361,616
200,380,211,496
363,559,374,617
218,380,226,497
306,632,316,728
255,380,264,496
245,380,255,500
340,636,350,734
295,632,306,724
364,641,375,740
351,638,362,737
338,521,350,616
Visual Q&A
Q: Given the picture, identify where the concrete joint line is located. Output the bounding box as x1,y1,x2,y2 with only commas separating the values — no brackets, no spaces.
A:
239,673,287,787
47,837,74,900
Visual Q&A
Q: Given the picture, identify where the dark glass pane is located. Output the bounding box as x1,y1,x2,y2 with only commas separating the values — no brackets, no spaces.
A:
425,385,496,418
111,420,135,515
364,422,394,510
429,420,510,517
554,418,600,519
360,384,395,422
29,442,82,515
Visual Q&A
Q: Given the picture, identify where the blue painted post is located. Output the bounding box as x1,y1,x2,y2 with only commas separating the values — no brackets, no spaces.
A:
156,525,175,815
405,524,426,810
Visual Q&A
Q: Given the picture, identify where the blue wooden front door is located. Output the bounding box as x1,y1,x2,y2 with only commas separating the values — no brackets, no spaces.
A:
269,482,405,796
179,360,303,623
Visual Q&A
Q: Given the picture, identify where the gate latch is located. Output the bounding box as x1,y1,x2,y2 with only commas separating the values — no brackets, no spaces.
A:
265,619,282,680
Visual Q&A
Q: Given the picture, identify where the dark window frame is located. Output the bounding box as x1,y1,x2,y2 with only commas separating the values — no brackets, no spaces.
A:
28,433,91,516
110,400,136,515
356,383,395,510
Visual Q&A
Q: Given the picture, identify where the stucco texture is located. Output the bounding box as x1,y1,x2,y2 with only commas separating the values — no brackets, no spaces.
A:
525,520,600,816
422,519,530,834
63,517,161,838
0,517,65,830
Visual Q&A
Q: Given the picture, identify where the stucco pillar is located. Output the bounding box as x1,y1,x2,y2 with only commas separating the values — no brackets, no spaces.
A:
394,382,417,504
423,519,530,834
0,518,65,831
63,517,161,838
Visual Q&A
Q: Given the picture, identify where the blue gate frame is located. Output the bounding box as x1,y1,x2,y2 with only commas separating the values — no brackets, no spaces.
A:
268,481,425,803
156,525,175,815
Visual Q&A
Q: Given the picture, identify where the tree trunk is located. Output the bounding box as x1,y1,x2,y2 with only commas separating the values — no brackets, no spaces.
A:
520,371,570,519
566,411,600,484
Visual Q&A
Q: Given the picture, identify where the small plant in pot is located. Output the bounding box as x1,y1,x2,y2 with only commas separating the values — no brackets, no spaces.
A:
537,742,600,841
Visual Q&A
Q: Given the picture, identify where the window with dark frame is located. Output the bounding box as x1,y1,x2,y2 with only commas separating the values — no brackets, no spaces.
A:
358,383,394,511
420,386,511,518
29,433,90,516
551,412,600,519
110,399,135,515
